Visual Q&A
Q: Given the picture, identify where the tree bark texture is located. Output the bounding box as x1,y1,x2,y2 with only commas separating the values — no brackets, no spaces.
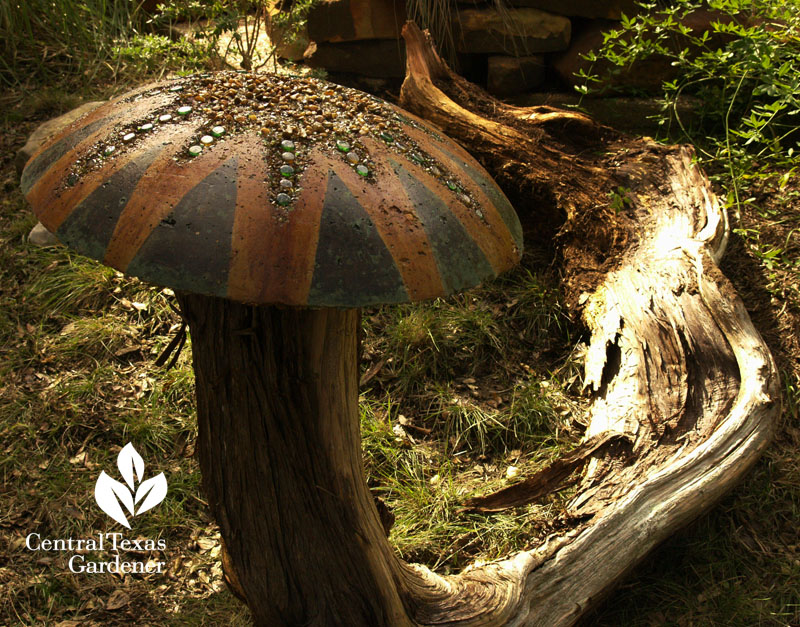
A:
175,296,411,626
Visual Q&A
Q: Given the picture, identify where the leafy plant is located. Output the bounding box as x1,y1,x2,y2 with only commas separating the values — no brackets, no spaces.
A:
579,0,800,177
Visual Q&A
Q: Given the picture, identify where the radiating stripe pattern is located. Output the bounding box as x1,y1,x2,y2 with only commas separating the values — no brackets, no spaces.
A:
22,72,523,308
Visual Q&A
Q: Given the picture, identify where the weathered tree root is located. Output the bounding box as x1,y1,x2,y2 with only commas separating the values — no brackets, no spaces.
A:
384,22,780,625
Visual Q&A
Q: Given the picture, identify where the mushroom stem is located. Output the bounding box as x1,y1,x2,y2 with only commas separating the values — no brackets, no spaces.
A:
176,293,412,626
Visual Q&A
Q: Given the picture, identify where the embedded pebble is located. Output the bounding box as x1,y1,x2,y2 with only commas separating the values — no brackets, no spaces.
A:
84,71,481,211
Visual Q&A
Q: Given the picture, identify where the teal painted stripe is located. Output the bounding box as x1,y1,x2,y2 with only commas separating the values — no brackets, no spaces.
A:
56,144,163,263
308,171,408,307
21,117,111,196
126,158,238,298
390,158,495,296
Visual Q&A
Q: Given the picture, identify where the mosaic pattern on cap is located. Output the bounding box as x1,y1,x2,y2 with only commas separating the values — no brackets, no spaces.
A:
22,71,522,307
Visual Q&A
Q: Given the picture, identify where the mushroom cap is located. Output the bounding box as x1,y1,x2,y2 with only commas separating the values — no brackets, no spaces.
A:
21,72,522,307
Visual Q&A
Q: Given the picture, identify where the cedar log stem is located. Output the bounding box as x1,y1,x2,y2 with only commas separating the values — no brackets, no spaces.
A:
176,294,412,626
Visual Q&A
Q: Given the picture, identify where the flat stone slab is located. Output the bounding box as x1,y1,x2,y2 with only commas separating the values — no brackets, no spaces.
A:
304,39,406,77
457,7,571,55
487,55,546,96
505,0,638,20
308,0,406,43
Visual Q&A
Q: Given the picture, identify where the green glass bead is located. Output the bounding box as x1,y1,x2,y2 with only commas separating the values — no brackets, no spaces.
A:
356,164,369,177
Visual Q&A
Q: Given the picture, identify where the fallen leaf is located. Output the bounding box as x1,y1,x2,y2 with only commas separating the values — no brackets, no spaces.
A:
106,589,130,611
69,451,87,466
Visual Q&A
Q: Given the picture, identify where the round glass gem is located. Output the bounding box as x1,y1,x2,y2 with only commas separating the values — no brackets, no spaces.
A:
446,180,458,191
281,151,296,163
122,132,135,143
280,140,296,153
380,132,393,143
211,126,225,137
159,114,172,123
177,106,192,116
356,164,369,177
336,140,350,152
410,153,425,164
103,145,116,156
280,164,294,178
140,123,153,132
346,151,359,165
276,193,291,206
200,135,214,145
188,145,202,157
279,178,293,190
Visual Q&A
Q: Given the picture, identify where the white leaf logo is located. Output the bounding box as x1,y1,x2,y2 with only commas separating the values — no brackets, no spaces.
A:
94,443,167,528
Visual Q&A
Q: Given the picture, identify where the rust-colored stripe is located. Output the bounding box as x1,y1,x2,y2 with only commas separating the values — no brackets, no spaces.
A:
333,141,444,301
28,94,176,232
102,124,211,271
227,145,330,306
24,101,118,173
402,126,520,271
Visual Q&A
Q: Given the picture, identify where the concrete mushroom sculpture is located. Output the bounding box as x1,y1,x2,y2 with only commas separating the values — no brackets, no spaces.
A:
21,71,522,624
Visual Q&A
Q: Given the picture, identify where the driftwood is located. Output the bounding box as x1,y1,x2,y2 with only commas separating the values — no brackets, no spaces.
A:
382,22,780,625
